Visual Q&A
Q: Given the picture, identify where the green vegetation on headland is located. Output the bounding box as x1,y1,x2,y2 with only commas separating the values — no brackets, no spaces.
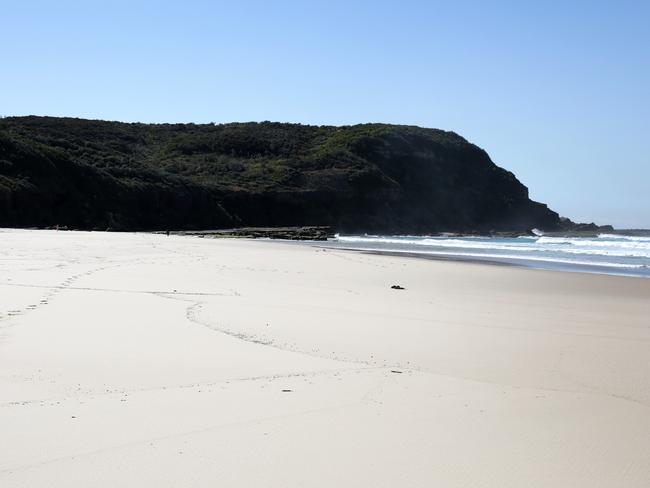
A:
0,116,608,233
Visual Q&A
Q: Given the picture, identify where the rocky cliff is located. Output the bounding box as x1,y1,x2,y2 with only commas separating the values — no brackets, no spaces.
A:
0,116,564,233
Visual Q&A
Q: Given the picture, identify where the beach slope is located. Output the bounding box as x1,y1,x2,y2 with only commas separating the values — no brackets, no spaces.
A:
1,230,649,487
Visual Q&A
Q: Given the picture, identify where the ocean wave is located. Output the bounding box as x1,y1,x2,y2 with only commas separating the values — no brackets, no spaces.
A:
334,235,650,258
598,233,650,242
337,235,536,251
535,236,650,253
347,247,647,270
330,234,650,276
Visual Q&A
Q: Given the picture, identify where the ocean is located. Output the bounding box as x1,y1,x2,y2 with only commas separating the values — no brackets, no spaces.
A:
325,233,650,278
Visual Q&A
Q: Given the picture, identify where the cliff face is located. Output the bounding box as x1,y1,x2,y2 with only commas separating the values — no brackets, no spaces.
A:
0,116,561,232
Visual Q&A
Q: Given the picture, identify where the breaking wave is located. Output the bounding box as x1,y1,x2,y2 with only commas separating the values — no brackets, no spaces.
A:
330,233,650,277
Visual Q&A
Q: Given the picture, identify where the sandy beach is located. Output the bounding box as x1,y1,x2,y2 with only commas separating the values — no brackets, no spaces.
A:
1,229,649,487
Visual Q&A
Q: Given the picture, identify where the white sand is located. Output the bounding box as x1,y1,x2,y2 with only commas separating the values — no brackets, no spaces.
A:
1,229,649,487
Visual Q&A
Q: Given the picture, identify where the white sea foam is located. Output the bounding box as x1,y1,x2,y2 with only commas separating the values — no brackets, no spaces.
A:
331,233,650,276
335,235,650,258
347,247,646,270
537,236,650,247
599,233,650,241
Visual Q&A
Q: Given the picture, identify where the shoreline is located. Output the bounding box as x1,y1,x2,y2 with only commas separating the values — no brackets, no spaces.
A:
314,236,650,279
350,248,649,278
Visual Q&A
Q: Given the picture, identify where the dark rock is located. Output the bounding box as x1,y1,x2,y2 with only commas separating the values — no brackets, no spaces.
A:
391,285,405,290
557,217,614,234
173,226,334,241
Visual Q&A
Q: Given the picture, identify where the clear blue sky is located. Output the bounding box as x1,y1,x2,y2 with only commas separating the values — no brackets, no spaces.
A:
2,0,648,228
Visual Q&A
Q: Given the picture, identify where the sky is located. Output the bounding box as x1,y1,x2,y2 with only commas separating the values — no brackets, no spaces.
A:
1,0,648,228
